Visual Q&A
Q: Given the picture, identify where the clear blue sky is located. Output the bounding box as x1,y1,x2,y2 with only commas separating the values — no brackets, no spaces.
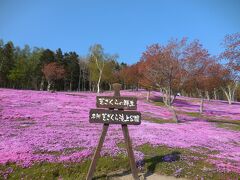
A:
0,0,240,64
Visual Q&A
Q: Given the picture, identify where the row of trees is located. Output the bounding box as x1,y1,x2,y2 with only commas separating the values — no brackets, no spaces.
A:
119,33,239,121
0,33,239,108
0,41,127,92
138,34,240,105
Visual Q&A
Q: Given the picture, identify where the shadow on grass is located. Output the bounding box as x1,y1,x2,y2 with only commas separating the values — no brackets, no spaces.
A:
149,95,164,103
93,151,181,179
144,151,181,178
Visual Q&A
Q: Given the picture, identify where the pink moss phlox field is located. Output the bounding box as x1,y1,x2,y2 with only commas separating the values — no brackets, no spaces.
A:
0,89,240,173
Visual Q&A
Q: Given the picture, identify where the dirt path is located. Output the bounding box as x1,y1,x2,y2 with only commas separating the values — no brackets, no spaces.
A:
108,172,187,180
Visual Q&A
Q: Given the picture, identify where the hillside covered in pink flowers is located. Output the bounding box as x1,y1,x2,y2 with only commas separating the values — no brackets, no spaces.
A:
0,88,240,177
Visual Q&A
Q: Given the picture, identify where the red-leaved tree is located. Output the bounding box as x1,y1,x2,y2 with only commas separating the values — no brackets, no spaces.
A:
42,62,65,91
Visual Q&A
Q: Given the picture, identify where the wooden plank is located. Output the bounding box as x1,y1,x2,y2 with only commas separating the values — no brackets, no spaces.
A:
96,96,137,110
112,83,121,97
86,124,109,180
122,124,139,180
89,109,141,125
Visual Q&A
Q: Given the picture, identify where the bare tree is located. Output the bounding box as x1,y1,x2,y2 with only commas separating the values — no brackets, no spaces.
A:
220,33,240,104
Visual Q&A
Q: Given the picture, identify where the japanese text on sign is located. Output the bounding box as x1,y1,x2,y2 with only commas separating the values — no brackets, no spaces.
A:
89,109,141,125
96,96,137,110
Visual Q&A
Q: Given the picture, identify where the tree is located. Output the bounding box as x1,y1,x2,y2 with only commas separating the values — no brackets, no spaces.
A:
220,33,240,104
138,61,155,101
28,48,44,90
8,45,35,89
0,39,5,84
203,60,223,100
89,44,106,93
119,63,140,91
220,66,238,104
140,39,187,122
102,58,119,90
55,48,64,63
182,40,211,113
0,41,15,87
115,62,127,89
64,52,79,91
39,49,55,90
42,62,65,91
141,39,187,106
78,57,88,91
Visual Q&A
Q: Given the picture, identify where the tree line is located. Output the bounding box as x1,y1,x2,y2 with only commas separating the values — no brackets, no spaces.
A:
0,33,239,108
0,41,126,92
133,33,240,106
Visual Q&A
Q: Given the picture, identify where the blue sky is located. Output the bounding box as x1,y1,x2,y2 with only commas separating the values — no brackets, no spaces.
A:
0,0,240,64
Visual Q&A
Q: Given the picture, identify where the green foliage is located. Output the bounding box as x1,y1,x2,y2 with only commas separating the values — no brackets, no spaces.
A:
7,47,43,89
88,57,99,83
63,52,79,90
0,41,15,86
88,44,119,91
39,49,55,66
102,59,119,84
8,58,28,83
55,48,64,63
88,44,106,83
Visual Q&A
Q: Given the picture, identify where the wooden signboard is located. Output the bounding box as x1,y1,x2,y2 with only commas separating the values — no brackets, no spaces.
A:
96,96,137,110
89,109,141,125
86,83,141,180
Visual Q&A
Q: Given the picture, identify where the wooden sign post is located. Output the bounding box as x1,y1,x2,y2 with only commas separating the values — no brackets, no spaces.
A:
86,83,141,180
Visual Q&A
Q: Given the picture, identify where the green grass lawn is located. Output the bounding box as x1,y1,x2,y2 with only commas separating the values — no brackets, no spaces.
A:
181,111,240,127
215,122,240,131
153,101,166,107
142,115,176,124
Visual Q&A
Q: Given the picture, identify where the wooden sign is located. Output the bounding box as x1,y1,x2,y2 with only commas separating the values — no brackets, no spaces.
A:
89,109,141,125
96,96,137,110
86,83,140,180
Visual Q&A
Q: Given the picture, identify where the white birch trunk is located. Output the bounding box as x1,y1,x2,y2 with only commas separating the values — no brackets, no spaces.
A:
97,70,102,93
205,91,210,101
200,98,204,114
147,90,150,102
47,80,52,91
168,105,178,123
213,88,217,100
40,76,45,91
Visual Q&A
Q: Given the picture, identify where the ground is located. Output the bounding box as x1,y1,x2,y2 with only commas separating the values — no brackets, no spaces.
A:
0,89,240,179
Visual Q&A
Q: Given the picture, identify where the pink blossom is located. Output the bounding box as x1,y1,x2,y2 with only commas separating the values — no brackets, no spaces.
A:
0,88,239,173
